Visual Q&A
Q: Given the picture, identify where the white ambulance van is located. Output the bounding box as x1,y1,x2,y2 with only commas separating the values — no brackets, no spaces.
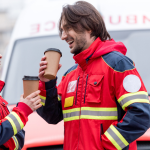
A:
1,0,150,149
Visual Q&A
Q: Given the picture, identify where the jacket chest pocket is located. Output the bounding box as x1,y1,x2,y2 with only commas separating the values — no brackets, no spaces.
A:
85,74,104,103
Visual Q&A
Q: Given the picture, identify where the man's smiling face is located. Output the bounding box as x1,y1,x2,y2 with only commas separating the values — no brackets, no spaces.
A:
60,18,93,55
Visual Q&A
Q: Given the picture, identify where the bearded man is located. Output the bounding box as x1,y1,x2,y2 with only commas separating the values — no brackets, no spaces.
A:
37,1,150,150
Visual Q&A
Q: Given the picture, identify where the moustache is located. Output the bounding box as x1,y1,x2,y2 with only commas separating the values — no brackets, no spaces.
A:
66,36,74,41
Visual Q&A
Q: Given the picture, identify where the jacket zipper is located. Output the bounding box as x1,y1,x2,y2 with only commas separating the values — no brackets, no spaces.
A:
75,76,80,105
77,72,85,150
84,74,88,103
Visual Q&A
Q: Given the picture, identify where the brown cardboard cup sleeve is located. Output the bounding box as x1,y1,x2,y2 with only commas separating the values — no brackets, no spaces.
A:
44,48,62,80
23,76,39,98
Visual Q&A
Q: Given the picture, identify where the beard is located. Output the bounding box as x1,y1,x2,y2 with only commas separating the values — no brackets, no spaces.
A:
69,33,87,55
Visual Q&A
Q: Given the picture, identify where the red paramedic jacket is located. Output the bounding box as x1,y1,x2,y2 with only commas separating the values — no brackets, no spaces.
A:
37,38,150,150
0,80,33,150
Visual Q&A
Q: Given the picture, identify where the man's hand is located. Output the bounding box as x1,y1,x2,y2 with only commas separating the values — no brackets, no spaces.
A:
39,56,62,82
20,90,42,111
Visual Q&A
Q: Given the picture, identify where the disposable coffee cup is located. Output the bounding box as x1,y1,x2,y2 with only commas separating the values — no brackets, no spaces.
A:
44,48,62,80
23,76,39,98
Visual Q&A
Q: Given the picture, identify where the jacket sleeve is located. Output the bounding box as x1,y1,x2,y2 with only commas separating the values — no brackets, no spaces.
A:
0,102,32,150
13,130,25,150
36,78,63,124
102,58,150,150
3,130,25,150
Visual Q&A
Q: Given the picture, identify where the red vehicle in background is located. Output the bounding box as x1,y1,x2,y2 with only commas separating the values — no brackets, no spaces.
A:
1,0,150,149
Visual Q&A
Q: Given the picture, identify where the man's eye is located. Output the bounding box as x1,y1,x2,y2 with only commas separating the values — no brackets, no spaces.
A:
66,26,71,30
60,29,63,34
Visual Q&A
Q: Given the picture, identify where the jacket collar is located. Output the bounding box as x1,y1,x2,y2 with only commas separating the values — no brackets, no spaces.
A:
73,37,103,70
0,80,5,92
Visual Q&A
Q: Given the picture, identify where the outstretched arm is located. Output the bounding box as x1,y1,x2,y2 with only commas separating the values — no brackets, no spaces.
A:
0,91,42,149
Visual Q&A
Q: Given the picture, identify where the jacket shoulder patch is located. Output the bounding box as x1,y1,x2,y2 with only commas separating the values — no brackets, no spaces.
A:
123,75,141,92
67,80,77,93
102,51,135,72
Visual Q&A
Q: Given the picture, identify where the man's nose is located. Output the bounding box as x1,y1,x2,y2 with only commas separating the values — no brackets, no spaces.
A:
61,31,67,40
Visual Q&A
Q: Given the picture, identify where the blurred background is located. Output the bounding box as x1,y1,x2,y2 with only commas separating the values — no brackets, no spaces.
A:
0,0,36,55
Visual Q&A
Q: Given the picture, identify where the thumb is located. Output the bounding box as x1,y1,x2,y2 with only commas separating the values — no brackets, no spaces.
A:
19,94,24,102
20,94,24,99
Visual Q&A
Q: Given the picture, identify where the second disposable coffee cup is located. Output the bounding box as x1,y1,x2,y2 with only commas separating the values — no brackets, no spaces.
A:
23,76,39,98
44,48,62,80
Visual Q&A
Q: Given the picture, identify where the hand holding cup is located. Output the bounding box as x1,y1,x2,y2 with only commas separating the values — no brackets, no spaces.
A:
23,76,39,98
20,90,42,111
39,55,62,82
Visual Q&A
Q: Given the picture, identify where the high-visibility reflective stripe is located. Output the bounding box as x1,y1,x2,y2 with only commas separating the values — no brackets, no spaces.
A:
110,125,128,146
5,116,17,135
63,107,118,122
120,94,149,106
122,99,149,110
105,131,121,150
40,98,45,103
58,95,61,101
81,109,117,120
63,111,80,118
81,107,117,111
118,91,149,110
81,110,117,116
40,102,45,106
118,91,148,103
11,112,24,130
40,95,46,100
64,116,80,122
6,114,21,134
40,95,46,106
81,107,118,120
105,125,129,149
63,108,80,122
12,136,19,150
63,108,80,114
5,112,24,135
80,115,118,120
